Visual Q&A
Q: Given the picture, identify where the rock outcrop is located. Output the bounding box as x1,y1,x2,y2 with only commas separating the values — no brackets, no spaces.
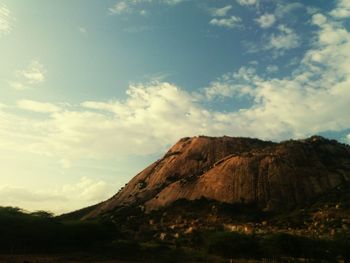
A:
84,136,350,219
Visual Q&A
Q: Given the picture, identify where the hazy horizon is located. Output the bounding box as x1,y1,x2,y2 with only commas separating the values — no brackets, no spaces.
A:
0,0,350,214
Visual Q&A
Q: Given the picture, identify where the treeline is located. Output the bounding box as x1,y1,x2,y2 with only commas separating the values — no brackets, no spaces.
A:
0,206,214,262
0,207,119,253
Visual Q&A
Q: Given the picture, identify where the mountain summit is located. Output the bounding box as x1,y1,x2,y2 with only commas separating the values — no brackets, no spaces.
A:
84,136,350,219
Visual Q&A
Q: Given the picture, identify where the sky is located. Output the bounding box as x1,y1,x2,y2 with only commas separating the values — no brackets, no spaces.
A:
0,0,350,214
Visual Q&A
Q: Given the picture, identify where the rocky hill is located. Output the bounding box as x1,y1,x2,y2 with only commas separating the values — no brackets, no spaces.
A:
84,135,350,219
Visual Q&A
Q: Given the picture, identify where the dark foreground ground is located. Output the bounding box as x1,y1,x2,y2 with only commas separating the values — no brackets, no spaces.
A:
0,255,140,263
1,186,350,263
0,255,333,263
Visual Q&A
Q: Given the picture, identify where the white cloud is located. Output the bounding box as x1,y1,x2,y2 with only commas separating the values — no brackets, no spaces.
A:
266,65,279,73
109,0,186,15
312,13,327,26
237,0,257,6
10,60,46,90
62,177,113,202
161,0,186,5
17,100,61,113
204,82,239,100
310,14,349,45
0,83,214,160
266,25,300,51
0,4,12,35
255,13,276,29
204,67,258,100
81,101,117,112
205,13,350,138
306,7,320,15
20,60,45,84
229,26,348,137
244,24,300,55
0,186,67,203
0,177,116,213
330,0,350,18
209,16,242,29
8,81,27,91
78,26,87,34
109,1,132,15
347,134,350,143
274,2,303,19
210,5,232,17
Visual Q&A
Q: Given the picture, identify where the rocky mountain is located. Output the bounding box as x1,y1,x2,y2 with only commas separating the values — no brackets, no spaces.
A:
84,135,350,219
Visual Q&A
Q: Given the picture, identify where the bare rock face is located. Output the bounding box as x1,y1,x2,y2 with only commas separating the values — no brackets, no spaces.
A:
85,136,350,219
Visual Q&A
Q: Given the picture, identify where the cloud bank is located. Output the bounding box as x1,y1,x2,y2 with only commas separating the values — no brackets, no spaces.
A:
0,1,349,167
0,177,116,214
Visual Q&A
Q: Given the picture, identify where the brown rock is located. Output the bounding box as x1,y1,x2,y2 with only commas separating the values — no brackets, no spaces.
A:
84,136,350,219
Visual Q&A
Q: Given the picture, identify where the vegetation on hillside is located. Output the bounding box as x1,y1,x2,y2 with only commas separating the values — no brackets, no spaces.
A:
0,193,350,262
0,206,118,254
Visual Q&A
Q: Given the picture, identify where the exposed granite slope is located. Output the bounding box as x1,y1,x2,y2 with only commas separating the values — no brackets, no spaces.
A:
85,136,350,218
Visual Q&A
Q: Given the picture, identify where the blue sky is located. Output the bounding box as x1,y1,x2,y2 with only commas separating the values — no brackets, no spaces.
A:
0,0,350,213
